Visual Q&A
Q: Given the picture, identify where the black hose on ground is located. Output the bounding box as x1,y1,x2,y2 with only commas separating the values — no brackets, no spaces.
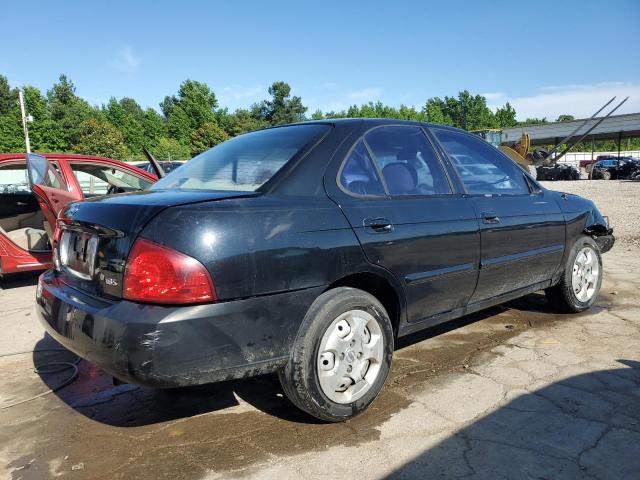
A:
0,349,81,409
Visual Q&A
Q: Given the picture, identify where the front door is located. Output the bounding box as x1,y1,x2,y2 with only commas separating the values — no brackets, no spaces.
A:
431,128,563,302
327,125,480,324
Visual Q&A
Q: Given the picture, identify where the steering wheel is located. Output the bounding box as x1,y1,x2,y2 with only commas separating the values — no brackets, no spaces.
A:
106,185,126,195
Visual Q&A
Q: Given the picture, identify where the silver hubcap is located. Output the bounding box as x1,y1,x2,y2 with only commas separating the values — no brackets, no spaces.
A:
317,309,384,404
571,246,600,302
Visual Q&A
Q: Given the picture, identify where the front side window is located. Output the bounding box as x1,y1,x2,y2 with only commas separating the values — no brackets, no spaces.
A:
0,163,31,194
151,125,330,192
364,126,451,196
71,163,152,196
432,128,530,195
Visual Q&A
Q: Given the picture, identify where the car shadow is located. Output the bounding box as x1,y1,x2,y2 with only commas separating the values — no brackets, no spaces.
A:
384,360,640,479
34,292,572,428
32,333,322,427
395,292,554,350
0,271,41,289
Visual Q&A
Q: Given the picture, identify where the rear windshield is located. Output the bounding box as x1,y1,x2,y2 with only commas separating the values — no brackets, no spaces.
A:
151,124,329,192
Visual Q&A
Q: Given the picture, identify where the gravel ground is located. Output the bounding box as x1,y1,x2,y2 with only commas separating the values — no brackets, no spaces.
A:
541,179,640,248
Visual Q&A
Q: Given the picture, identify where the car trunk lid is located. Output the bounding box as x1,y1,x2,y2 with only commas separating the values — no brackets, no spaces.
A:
55,189,255,298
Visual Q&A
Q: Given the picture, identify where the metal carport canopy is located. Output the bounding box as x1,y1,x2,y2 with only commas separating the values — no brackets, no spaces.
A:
501,112,640,146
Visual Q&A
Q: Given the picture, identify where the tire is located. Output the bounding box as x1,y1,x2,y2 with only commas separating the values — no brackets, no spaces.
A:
602,171,612,180
279,287,394,422
545,236,603,313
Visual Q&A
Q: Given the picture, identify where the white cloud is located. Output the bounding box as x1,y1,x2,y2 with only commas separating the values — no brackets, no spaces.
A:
486,82,640,120
111,46,140,72
217,85,264,105
346,87,382,102
322,100,349,112
481,92,506,101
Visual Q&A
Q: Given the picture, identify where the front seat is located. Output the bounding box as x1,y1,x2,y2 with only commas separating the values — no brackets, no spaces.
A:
0,224,49,251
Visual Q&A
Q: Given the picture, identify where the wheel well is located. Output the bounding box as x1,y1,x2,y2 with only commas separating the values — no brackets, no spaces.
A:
327,273,401,336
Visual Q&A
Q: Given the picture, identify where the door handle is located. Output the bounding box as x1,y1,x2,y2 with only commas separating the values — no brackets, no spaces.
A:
363,217,394,232
482,211,500,224
16,201,28,206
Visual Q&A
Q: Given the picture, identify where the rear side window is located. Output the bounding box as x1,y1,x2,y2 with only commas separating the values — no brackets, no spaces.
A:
340,140,385,196
71,163,152,196
0,163,30,194
433,128,530,195
365,126,451,196
27,154,63,189
152,125,330,192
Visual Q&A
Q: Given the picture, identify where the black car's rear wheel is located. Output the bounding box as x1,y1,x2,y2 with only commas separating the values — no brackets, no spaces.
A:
545,236,603,313
279,287,393,422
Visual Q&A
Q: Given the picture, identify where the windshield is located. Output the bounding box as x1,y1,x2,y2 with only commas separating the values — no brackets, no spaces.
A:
151,124,330,192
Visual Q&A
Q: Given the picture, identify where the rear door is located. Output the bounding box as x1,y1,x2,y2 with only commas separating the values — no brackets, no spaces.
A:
431,128,564,303
327,125,480,324
26,153,82,235
0,160,40,230
68,161,156,198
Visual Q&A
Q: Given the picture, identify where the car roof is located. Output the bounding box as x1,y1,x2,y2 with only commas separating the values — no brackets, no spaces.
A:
0,152,158,181
274,118,466,133
0,152,122,163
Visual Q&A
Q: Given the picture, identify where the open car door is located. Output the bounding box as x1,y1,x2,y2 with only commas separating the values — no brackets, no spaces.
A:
26,153,82,238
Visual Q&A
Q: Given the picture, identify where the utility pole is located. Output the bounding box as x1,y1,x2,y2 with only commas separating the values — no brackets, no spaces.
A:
18,89,32,153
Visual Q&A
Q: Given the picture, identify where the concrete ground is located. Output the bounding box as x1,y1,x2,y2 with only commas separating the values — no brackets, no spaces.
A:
1,181,639,480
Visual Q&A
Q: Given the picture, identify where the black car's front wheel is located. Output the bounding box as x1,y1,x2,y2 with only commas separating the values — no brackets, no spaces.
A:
279,287,393,422
545,236,603,313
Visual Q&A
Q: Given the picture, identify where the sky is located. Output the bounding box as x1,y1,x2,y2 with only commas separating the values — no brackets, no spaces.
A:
2,0,639,120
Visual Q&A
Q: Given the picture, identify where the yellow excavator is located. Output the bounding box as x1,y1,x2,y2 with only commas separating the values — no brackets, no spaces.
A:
472,129,537,176
471,96,628,180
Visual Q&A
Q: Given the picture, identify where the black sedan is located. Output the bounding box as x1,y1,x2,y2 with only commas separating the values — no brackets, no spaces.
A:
36,119,614,422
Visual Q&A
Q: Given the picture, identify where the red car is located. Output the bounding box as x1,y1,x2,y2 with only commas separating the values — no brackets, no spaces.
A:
579,155,617,172
0,153,157,275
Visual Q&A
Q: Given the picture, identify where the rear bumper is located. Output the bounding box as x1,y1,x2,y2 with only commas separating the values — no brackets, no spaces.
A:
36,270,322,387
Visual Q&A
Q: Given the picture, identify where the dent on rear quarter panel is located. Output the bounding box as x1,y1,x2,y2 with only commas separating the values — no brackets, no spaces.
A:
140,195,367,300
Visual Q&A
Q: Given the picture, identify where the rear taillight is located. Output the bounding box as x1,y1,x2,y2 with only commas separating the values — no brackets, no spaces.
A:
123,238,216,304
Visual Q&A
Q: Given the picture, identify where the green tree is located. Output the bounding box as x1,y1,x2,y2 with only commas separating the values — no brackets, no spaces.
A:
141,107,168,149
190,121,229,156
0,75,22,151
104,97,146,156
73,118,129,158
254,81,306,125
520,117,548,125
24,85,64,151
0,75,17,115
556,114,575,122
422,99,450,125
310,109,324,120
443,90,496,130
225,108,268,136
151,137,191,160
161,80,219,145
495,102,518,128
47,74,98,149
